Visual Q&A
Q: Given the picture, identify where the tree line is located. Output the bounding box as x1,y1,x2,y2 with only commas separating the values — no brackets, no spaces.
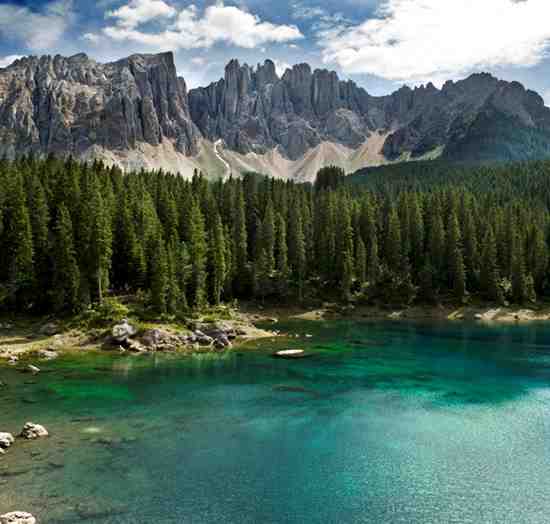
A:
1,156,550,315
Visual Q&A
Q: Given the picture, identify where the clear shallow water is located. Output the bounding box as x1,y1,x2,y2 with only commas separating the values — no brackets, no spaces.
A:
2,320,550,523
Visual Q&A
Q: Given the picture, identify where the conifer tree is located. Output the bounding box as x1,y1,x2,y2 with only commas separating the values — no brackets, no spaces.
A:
356,237,367,284
447,213,467,301
480,226,503,303
288,202,306,300
232,185,248,295
28,174,50,308
150,237,168,313
52,205,80,313
188,198,208,308
275,212,289,296
3,172,34,307
384,203,402,273
210,214,226,305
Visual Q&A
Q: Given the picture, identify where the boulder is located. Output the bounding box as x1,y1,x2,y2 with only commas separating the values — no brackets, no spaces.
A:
27,365,40,375
37,349,58,360
0,512,36,524
39,322,60,336
194,330,214,346
19,422,49,440
140,328,182,351
214,334,231,350
8,356,18,365
111,319,137,344
0,432,14,450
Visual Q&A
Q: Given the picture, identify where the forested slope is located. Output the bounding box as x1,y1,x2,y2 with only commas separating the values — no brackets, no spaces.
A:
1,157,550,315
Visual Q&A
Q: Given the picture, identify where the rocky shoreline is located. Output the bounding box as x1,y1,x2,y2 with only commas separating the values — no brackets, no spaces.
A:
286,303,550,323
0,311,277,365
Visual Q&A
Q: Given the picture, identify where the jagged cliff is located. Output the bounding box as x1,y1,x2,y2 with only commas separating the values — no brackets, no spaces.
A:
2,52,550,179
0,52,200,159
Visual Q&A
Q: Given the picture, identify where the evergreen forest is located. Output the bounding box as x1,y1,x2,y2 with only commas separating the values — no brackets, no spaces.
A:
2,155,550,316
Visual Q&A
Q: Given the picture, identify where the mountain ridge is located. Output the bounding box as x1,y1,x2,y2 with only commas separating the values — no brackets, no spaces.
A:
1,51,550,179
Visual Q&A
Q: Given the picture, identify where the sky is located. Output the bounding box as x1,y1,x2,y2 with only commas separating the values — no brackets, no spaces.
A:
2,0,550,101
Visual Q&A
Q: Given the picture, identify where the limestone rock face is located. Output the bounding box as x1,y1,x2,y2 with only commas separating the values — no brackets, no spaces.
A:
190,62,550,163
3,53,550,173
189,59,378,160
0,52,200,159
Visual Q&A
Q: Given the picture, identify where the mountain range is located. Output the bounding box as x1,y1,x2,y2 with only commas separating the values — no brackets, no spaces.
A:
1,51,550,180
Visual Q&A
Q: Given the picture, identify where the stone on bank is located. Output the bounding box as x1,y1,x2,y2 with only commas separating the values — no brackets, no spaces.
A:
0,512,36,524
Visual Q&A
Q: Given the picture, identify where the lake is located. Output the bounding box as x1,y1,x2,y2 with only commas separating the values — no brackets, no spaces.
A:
1,319,550,523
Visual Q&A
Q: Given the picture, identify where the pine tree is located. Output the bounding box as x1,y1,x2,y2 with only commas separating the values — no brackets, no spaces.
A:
188,198,208,308
150,237,168,314
480,226,503,303
462,207,480,291
409,193,424,276
275,212,289,296
356,237,367,284
210,214,226,305
339,203,355,299
52,205,80,313
28,173,50,308
288,202,306,300
428,201,445,281
3,172,34,307
527,225,548,292
384,203,402,273
232,185,248,295
447,213,467,301
511,233,536,304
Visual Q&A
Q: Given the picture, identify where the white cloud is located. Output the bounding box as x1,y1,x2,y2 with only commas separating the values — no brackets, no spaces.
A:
191,56,207,66
106,0,176,29
0,55,23,68
102,1,304,50
274,59,291,77
292,4,326,20
82,33,101,44
0,0,73,51
320,0,550,83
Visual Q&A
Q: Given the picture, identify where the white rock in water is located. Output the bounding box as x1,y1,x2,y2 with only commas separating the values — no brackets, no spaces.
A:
20,422,49,440
0,512,36,524
0,432,15,450
27,365,40,374
276,350,304,356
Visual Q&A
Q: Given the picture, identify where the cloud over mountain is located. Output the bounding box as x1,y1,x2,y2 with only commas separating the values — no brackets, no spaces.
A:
320,0,550,83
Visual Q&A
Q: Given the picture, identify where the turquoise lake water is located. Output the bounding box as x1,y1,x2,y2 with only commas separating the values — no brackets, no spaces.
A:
1,319,550,523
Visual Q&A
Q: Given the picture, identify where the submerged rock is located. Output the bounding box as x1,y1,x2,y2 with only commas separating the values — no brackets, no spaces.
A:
273,349,313,359
111,319,137,344
0,512,36,524
20,422,49,440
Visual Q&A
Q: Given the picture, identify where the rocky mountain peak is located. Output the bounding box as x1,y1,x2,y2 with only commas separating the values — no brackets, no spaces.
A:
2,52,550,176
0,50,200,159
